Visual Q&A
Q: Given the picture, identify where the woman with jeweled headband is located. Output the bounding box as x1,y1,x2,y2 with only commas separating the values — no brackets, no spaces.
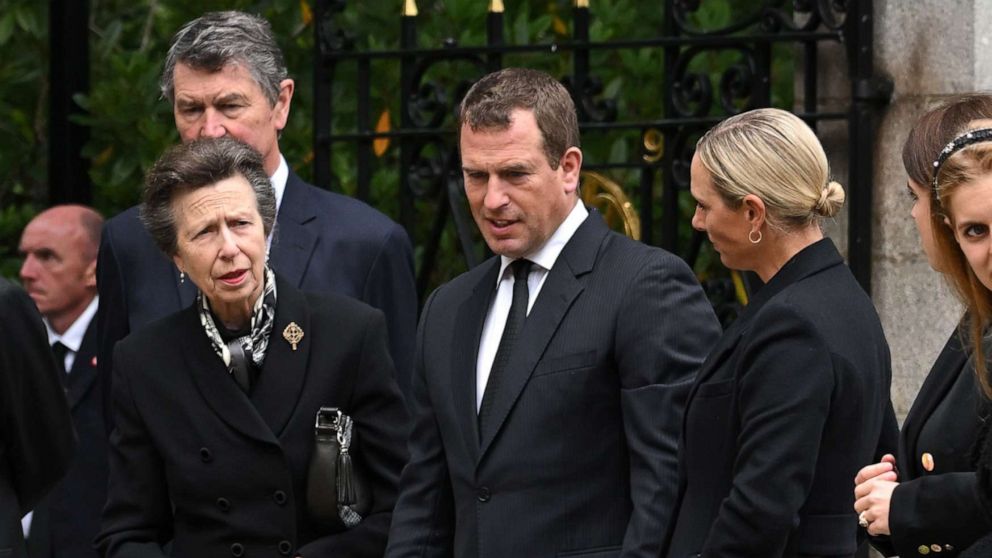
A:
854,95,992,558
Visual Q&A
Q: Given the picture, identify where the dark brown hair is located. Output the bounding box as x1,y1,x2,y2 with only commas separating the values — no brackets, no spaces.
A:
458,67,579,169
140,137,276,256
902,94,992,188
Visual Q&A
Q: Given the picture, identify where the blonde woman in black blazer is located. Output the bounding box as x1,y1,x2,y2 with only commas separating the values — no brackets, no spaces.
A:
663,108,896,558
94,138,408,558
855,97,992,556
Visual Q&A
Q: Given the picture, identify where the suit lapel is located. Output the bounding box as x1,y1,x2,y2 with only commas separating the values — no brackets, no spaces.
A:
476,213,604,461
183,306,279,446
66,319,99,409
269,172,318,288
251,275,311,438
451,259,500,460
682,239,846,428
899,328,969,464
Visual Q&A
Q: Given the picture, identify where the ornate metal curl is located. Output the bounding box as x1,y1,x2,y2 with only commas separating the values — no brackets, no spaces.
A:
580,171,641,240
671,48,713,118
315,0,353,57
669,127,704,191
562,74,618,123
719,58,757,115
406,54,487,129
673,0,774,36
407,136,451,199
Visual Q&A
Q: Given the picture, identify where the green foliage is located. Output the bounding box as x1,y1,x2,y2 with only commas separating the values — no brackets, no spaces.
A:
0,0,797,291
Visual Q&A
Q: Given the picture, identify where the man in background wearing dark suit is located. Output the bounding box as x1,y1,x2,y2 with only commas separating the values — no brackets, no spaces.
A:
19,205,105,558
386,68,722,558
96,11,418,419
0,278,76,558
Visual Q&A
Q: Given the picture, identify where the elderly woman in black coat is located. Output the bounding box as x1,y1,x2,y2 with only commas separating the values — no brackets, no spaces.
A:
95,137,408,558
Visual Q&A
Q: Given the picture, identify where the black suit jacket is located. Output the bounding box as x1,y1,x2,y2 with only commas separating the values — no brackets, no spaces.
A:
0,280,76,558
664,239,895,558
27,316,107,558
94,275,408,558
96,170,418,419
386,211,722,558
870,329,992,556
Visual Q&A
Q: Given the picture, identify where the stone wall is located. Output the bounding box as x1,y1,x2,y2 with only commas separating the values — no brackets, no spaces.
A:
815,0,986,421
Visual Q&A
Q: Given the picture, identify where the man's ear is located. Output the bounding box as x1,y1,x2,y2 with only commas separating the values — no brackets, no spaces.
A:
83,258,97,289
560,146,583,195
272,78,295,132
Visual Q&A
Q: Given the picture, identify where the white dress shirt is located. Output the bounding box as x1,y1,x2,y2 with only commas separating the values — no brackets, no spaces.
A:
267,155,289,250
476,201,589,410
44,296,98,374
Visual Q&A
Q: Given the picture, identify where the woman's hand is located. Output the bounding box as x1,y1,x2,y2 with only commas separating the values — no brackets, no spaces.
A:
854,454,899,536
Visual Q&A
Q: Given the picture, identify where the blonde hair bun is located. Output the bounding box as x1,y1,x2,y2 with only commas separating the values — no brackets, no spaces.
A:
814,181,846,217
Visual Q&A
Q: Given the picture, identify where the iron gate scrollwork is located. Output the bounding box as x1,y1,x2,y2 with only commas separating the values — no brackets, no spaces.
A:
313,0,890,317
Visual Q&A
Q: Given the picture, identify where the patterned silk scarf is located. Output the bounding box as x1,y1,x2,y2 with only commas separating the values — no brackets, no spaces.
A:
197,266,278,375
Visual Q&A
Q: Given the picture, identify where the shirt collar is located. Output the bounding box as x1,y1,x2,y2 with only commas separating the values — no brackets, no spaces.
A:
45,296,98,353
271,154,289,214
496,200,589,284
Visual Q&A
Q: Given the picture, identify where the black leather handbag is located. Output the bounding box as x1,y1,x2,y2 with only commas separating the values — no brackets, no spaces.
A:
306,407,371,531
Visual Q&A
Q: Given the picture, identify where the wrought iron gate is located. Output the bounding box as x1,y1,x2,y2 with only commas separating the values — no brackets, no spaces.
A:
312,0,890,305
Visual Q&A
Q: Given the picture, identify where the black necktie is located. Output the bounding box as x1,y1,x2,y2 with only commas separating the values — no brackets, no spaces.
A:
51,341,69,385
479,259,533,439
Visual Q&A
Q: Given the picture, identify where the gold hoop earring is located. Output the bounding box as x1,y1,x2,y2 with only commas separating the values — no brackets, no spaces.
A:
748,230,762,244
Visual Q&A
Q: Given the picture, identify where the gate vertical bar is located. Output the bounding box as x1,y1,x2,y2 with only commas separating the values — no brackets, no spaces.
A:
49,0,91,204
399,0,418,233
313,0,333,190
487,1,504,72
356,58,372,202
660,0,678,252
846,0,890,294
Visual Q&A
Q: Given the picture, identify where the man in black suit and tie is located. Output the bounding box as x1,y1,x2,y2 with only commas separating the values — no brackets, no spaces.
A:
96,11,418,416
0,277,76,558
385,68,722,558
19,205,106,558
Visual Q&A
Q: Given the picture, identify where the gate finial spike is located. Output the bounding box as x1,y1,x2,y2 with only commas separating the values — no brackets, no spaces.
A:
403,0,418,17
489,0,504,13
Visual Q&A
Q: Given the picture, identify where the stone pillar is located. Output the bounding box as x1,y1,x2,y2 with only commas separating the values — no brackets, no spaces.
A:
870,0,989,420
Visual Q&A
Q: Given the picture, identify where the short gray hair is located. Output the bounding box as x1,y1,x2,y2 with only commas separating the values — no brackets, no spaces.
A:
140,137,276,256
160,11,288,106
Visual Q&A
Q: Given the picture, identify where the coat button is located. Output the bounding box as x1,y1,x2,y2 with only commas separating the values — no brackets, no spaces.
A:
278,540,293,555
230,543,244,557
918,545,930,555
922,452,935,472
273,490,287,506
216,497,231,512
931,544,943,552
477,486,491,502
200,447,213,463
